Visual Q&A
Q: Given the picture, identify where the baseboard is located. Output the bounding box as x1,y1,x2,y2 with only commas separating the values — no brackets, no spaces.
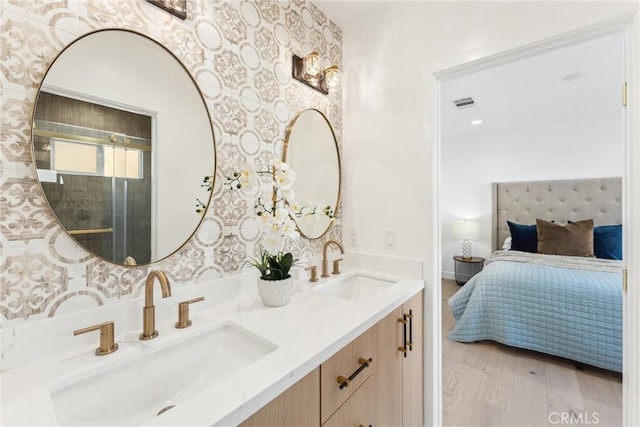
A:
441,271,455,281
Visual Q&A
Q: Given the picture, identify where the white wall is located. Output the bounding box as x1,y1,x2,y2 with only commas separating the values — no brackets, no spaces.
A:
320,1,638,424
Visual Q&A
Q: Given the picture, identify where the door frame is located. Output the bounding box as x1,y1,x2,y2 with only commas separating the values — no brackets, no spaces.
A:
431,12,639,426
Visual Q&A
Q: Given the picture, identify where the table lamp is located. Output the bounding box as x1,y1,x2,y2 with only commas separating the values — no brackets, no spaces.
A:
452,220,480,259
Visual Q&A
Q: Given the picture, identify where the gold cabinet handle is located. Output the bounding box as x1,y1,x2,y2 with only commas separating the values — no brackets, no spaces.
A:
337,375,350,388
175,296,205,329
74,321,118,356
407,309,414,352
337,356,373,389
399,314,408,357
305,265,318,282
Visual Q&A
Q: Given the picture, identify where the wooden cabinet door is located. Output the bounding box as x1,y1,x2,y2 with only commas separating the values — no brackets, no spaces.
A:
371,307,403,427
321,327,374,424
238,368,320,427
402,291,424,427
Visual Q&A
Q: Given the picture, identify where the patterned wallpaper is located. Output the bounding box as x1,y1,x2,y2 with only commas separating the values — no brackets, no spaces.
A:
0,0,343,325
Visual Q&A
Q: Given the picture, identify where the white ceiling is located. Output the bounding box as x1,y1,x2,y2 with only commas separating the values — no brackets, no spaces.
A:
315,1,376,29
440,32,624,140
316,3,624,142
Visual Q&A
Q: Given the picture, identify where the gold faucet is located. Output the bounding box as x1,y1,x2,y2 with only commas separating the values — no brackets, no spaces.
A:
305,265,319,282
140,270,172,341
321,239,345,278
74,321,118,356
175,296,205,329
123,256,137,266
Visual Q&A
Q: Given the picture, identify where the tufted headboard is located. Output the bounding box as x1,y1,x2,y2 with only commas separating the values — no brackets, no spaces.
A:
492,177,622,251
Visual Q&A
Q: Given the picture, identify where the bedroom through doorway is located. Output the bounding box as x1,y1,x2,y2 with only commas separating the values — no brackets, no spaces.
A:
438,29,625,426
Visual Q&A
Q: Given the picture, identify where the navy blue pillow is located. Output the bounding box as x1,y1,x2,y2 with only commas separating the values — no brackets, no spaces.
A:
507,221,537,253
594,224,622,260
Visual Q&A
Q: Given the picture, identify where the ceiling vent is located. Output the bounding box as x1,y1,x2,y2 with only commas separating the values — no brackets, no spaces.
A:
453,97,476,108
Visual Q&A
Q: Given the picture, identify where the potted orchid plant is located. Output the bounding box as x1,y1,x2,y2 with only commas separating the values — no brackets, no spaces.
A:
225,159,300,306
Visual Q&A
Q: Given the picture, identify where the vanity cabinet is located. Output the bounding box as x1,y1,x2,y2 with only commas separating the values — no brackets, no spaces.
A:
368,290,424,427
238,367,320,427
238,291,423,427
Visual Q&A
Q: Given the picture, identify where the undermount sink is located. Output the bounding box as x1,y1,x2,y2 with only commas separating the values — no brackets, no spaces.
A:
51,322,277,426
313,274,397,302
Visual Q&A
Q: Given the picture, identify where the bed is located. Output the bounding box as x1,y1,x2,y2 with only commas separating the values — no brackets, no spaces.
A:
447,177,623,372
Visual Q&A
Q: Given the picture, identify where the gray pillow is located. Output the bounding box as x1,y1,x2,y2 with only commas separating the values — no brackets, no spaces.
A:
536,218,594,257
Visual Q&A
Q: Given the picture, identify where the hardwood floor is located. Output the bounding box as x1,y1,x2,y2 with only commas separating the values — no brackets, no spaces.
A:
441,278,622,427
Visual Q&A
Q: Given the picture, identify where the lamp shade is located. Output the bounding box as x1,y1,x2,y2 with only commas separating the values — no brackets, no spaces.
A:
303,51,320,78
452,220,480,240
324,65,339,89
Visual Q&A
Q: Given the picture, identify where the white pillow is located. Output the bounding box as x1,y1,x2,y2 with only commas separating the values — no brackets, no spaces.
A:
502,237,512,250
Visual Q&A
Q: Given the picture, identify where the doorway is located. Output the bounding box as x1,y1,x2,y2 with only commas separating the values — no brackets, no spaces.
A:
436,28,627,426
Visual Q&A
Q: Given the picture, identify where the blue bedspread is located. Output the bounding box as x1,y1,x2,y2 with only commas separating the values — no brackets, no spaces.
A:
448,251,623,372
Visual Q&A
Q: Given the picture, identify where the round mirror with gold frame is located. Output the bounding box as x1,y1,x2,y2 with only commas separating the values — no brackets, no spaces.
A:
283,109,340,239
32,29,216,265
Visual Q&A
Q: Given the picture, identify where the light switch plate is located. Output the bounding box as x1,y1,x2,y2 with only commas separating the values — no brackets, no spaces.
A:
385,230,396,250
348,229,358,246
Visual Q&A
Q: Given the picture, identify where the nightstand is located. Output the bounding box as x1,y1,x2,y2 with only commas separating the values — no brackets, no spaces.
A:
453,256,485,285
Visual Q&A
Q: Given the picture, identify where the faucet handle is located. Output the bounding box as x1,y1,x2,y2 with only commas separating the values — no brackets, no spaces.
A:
332,258,343,275
305,265,318,282
175,296,205,329
74,321,119,356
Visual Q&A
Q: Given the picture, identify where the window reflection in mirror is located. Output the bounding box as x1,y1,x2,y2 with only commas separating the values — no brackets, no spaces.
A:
34,92,154,262
32,30,215,265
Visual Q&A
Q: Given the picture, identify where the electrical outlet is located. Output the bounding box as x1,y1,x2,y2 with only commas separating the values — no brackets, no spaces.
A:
385,230,396,250
348,229,358,246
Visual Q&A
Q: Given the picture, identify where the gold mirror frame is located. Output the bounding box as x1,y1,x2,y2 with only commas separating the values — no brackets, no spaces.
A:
283,109,341,239
31,29,216,266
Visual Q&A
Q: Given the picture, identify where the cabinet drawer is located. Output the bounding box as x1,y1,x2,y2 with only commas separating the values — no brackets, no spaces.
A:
322,375,376,427
320,327,375,424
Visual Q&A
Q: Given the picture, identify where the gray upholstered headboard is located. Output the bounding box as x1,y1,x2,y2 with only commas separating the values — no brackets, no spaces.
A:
492,177,622,251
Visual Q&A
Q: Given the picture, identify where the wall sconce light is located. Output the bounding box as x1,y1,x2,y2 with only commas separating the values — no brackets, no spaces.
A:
292,52,340,95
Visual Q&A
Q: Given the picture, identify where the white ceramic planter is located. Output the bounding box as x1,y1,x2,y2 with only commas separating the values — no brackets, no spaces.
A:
257,276,294,307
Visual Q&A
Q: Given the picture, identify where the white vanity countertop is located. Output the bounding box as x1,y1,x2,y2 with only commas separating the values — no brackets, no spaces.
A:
1,268,424,427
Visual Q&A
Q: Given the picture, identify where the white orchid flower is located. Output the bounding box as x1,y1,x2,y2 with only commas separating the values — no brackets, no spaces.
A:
280,187,295,202
271,158,290,172
256,211,272,230
281,218,300,238
273,207,290,222
274,170,295,190
240,167,255,188
227,158,305,260
289,201,303,215
261,230,284,254
260,185,275,203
